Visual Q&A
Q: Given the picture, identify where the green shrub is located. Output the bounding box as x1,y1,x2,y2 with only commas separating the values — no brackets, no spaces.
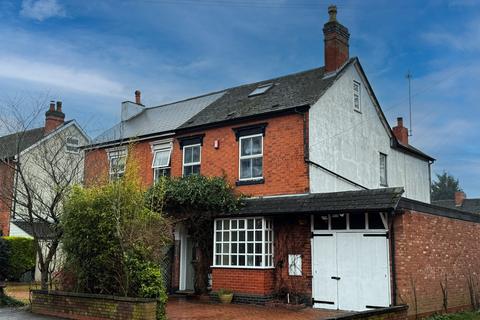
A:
0,237,9,281
428,312,480,320
2,236,35,281
0,295,25,307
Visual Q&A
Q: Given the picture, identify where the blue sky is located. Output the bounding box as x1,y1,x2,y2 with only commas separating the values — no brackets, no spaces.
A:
0,0,479,196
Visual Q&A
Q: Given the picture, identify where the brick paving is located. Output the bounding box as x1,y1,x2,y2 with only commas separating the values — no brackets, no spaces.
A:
166,297,349,320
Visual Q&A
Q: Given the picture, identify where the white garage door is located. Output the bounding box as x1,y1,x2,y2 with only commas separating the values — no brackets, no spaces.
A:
312,213,391,311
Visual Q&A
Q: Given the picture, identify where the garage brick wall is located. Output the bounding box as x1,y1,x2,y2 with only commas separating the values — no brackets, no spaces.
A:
273,214,312,302
393,210,480,317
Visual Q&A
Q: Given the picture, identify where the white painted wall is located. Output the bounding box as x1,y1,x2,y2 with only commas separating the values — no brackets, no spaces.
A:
309,62,431,203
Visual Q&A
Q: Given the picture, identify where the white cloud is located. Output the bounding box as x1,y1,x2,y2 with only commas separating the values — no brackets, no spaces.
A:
421,18,480,52
0,55,125,97
20,0,65,21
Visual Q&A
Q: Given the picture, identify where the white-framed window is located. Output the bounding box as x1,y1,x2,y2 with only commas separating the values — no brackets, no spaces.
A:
249,83,273,97
313,212,387,231
152,142,172,182
214,217,273,268
353,80,361,112
66,136,80,153
183,144,201,176
239,134,263,180
108,148,127,181
380,153,388,186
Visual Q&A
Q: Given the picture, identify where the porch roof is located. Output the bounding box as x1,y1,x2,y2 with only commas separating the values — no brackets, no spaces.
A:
231,187,405,216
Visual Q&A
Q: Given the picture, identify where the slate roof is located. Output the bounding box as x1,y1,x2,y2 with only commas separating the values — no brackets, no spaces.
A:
0,127,45,159
177,62,347,130
92,92,225,145
432,199,480,214
10,220,56,239
228,187,405,216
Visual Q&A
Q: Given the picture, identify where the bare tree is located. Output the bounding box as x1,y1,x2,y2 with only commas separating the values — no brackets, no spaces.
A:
0,97,86,290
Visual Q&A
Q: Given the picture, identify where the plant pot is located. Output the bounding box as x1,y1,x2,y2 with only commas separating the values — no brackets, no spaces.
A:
218,293,233,304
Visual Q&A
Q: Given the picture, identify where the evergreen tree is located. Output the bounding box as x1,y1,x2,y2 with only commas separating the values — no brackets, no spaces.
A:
431,171,462,201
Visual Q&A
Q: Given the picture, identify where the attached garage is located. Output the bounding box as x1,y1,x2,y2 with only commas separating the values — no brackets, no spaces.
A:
312,213,390,311
211,187,480,318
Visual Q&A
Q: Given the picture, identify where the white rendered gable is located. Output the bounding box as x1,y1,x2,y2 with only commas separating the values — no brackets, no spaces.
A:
308,61,431,202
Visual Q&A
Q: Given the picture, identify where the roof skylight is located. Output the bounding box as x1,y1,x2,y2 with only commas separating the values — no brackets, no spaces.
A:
249,83,273,97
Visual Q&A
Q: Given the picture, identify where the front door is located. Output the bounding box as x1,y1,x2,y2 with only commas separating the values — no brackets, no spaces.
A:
178,225,195,292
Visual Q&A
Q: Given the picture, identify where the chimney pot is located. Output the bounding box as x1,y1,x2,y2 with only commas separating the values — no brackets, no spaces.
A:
56,101,62,112
328,5,337,22
397,117,404,127
49,101,55,111
455,191,466,207
135,90,141,105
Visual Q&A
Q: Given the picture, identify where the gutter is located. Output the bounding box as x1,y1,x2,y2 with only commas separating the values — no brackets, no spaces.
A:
305,159,369,190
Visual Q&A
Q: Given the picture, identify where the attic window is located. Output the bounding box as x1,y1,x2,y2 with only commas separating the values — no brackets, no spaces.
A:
249,83,273,97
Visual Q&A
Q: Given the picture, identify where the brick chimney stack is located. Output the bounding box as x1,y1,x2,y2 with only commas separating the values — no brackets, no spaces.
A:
135,90,142,105
393,117,409,145
323,5,350,73
45,100,65,135
455,191,466,207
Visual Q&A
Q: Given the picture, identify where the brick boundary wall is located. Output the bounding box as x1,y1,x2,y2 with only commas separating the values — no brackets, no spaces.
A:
393,205,480,318
324,305,409,320
209,292,275,304
31,290,157,320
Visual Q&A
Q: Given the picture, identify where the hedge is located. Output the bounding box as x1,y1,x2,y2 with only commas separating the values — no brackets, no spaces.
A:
1,236,36,281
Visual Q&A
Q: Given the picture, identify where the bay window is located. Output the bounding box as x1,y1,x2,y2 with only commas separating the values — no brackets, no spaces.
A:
214,217,273,268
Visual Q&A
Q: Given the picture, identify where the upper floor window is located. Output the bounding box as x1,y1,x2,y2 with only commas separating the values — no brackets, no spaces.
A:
152,141,172,182
109,148,127,181
183,144,201,176
353,80,361,112
380,153,388,186
66,137,80,153
239,134,263,180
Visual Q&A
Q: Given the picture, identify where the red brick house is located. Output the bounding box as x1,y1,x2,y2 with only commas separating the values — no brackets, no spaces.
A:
83,6,480,317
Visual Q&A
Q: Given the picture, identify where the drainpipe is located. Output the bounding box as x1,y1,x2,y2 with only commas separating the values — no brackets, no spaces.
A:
390,210,397,306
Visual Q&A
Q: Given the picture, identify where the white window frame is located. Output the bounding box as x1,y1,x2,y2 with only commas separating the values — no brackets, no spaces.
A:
108,148,127,181
65,136,80,154
213,217,274,269
380,152,388,187
238,134,263,181
353,80,361,112
152,141,173,182
182,143,201,177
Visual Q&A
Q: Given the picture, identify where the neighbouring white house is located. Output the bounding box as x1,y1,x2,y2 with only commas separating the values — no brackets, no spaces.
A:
0,101,89,281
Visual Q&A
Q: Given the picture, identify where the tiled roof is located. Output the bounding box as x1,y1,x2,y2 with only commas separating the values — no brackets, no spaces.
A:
432,199,480,214
228,187,405,216
177,62,347,130
92,92,225,145
0,127,45,159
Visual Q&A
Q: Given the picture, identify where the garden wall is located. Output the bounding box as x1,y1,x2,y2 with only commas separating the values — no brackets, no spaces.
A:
393,204,480,318
31,290,157,320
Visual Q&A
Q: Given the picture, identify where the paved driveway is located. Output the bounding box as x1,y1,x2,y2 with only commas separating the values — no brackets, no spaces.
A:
167,297,349,320
0,308,64,319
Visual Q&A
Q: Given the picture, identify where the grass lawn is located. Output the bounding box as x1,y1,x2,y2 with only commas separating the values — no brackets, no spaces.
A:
429,312,480,320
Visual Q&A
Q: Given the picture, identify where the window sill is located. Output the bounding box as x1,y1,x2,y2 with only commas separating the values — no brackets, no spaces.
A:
211,266,275,270
236,178,264,186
